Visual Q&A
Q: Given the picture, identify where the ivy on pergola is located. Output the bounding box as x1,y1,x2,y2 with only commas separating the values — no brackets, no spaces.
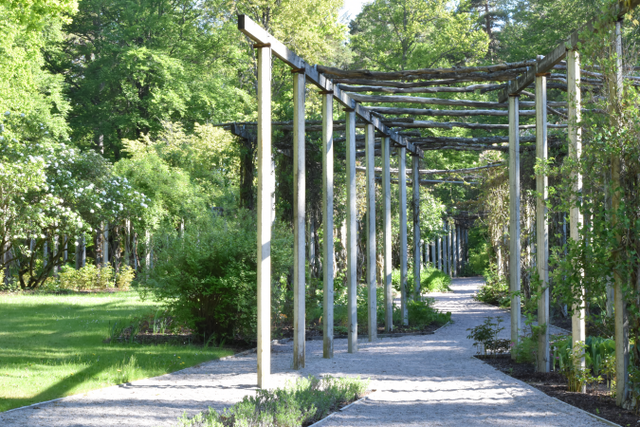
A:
236,1,639,403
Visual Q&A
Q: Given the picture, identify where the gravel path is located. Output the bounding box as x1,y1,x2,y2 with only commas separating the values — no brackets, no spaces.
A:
0,277,608,427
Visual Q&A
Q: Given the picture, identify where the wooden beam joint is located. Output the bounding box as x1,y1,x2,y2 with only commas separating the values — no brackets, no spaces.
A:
253,43,271,48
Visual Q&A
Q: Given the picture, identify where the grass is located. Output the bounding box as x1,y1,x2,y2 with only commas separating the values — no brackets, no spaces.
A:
0,291,233,412
176,375,369,427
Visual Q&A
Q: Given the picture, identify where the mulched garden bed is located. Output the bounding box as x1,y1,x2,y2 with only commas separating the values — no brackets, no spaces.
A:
476,354,639,426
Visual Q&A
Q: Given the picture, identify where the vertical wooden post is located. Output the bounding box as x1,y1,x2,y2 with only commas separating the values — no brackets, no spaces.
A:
256,45,272,388
412,155,421,297
430,241,436,268
322,90,334,359
382,137,393,332
103,223,109,266
346,109,358,352
568,48,585,384
398,147,409,325
451,223,457,277
443,222,449,276
457,226,462,273
365,123,377,341
608,20,629,404
293,71,306,370
509,94,521,359
437,235,442,271
536,71,550,373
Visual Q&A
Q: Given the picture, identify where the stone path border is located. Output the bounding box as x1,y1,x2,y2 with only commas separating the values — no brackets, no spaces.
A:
0,277,610,426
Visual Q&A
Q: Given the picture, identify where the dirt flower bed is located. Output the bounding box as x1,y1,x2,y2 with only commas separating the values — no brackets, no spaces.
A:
477,354,639,426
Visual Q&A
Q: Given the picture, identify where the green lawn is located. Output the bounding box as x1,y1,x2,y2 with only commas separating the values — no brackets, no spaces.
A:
0,291,233,412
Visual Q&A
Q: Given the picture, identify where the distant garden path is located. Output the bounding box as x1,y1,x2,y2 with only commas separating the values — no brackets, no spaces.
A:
0,278,607,427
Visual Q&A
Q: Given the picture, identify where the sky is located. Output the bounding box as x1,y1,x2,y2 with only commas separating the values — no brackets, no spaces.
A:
339,0,371,23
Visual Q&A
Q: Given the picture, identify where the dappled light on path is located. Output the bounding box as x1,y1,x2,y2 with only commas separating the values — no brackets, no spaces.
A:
0,278,602,426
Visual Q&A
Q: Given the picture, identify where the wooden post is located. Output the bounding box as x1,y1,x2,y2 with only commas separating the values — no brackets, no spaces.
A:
457,226,462,273
451,222,457,277
609,20,629,405
293,70,306,370
382,137,393,332
437,235,442,271
443,222,449,276
412,155,421,297
536,71,550,373
365,123,377,341
103,223,109,267
76,235,86,269
568,48,585,386
256,44,272,388
346,109,358,352
322,90,334,359
398,147,409,325
430,241,436,268
509,94,522,359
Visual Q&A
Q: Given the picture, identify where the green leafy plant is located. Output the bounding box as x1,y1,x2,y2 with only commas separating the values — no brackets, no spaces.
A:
138,211,292,341
392,266,452,295
474,264,510,307
551,337,601,392
466,317,509,356
176,376,369,427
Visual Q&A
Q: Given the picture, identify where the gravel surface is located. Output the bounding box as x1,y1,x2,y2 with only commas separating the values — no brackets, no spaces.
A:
0,277,609,427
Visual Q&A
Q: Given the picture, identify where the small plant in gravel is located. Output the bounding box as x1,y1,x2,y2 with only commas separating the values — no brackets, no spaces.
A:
467,316,509,356
176,376,369,427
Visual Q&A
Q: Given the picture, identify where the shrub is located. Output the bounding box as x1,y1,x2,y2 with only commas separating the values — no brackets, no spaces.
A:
54,264,135,291
139,211,292,341
391,266,451,296
466,316,509,356
177,376,369,427
474,264,510,307
392,297,451,328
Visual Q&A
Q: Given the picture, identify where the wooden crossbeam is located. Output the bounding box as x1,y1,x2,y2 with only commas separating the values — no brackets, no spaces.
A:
369,107,568,116
238,15,422,157
338,83,504,94
317,61,535,79
348,93,567,109
386,121,567,130
356,163,504,176
498,0,640,102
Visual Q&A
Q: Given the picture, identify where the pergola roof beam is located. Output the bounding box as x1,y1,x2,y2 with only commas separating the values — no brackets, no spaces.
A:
369,107,571,116
348,93,567,109
338,83,505,94
498,0,640,102
238,15,422,157
317,61,536,80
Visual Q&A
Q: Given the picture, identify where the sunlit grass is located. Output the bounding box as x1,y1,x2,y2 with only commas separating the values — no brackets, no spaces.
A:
0,292,233,412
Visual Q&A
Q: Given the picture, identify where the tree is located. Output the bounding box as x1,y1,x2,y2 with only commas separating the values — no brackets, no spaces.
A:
349,0,489,71
52,0,250,160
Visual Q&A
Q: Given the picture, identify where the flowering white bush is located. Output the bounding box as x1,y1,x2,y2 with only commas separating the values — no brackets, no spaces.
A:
0,113,148,288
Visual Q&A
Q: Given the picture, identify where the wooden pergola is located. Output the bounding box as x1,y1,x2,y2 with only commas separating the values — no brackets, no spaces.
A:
237,1,638,399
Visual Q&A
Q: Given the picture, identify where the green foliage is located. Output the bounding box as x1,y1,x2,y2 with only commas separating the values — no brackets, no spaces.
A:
139,212,293,341
0,115,147,289
398,298,452,328
350,0,489,71
466,227,490,275
474,264,510,307
54,0,252,159
391,267,452,295
177,376,369,427
51,264,135,291
551,337,601,392
466,316,509,356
